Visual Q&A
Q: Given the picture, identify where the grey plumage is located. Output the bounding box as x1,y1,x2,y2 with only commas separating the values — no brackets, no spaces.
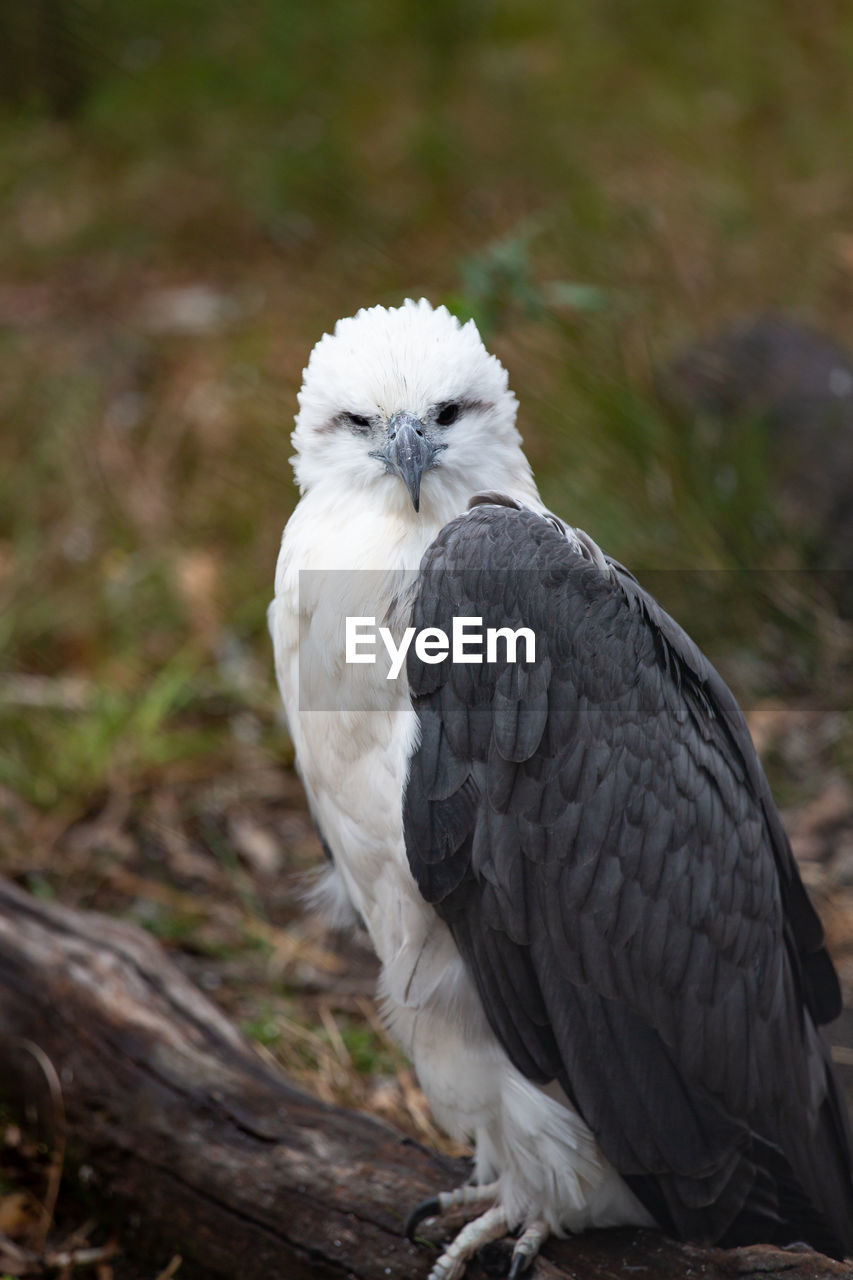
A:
405,497,853,1257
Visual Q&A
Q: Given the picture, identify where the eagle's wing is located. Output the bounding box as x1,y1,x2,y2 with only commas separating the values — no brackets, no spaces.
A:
404,499,853,1255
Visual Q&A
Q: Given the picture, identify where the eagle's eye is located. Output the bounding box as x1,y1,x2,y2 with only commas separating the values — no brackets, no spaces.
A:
345,412,372,431
436,402,460,427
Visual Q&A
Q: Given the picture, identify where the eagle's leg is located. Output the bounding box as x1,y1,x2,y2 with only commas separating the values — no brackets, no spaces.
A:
405,1178,500,1241
508,1219,550,1278
427,1205,509,1280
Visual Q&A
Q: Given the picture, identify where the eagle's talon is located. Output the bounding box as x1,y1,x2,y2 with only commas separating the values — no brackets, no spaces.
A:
407,1180,501,1243
427,1206,509,1280
507,1218,549,1278
406,1195,442,1241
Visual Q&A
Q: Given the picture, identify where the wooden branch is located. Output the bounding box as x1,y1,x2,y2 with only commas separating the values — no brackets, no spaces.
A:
0,876,850,1280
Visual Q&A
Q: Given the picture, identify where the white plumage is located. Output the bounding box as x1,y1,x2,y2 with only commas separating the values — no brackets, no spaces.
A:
269,300,651,1279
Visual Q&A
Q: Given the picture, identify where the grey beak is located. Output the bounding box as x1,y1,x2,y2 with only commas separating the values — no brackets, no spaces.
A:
377,411,442,512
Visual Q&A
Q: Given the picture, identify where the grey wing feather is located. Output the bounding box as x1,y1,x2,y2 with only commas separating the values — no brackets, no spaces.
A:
404,500,853,1256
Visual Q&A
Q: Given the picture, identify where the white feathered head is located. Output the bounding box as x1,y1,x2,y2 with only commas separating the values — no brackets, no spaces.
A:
290,299,535,517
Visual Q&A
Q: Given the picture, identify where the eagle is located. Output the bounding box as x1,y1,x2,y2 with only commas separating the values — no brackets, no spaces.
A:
269,298,853,1279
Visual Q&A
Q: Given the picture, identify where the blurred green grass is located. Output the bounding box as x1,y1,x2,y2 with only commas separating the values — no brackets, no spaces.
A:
1,0,852,816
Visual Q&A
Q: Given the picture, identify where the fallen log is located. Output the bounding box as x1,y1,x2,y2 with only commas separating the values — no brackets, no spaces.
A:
0,876,850,1280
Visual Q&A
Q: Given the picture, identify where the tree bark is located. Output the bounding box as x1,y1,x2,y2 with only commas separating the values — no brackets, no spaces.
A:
0,877,849,1280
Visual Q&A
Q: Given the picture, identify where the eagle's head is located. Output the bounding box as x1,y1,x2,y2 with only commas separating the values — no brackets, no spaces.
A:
290,299,536,519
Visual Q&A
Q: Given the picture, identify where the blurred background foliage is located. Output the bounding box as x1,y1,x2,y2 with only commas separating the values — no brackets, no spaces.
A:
0,0,852,810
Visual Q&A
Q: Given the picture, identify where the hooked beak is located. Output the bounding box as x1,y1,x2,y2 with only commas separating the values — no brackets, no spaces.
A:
372,411,444,512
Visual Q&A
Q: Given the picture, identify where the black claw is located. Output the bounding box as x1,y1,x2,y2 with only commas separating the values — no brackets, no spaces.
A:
405,1195,441,1242
507,1253,530,1280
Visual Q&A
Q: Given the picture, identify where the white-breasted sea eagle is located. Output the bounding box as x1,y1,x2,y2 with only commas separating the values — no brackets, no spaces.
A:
269,298,853,1279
